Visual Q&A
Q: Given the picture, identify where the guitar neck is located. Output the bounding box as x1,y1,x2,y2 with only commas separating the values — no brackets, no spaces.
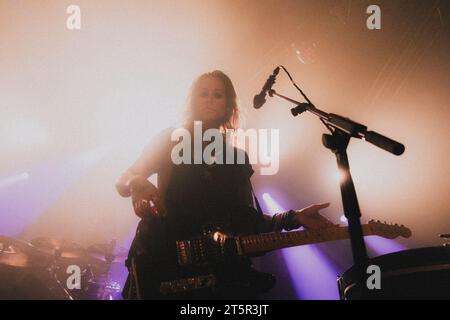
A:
238,224,373,256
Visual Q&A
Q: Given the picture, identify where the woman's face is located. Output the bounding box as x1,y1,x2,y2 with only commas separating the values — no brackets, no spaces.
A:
192,76,228,127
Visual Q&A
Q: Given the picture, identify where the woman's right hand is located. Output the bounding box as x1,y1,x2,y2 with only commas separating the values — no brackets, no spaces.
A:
129,176,166,218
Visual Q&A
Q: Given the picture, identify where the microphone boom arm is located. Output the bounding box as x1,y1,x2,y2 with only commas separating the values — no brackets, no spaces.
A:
269,89,405,156
262,86,406,299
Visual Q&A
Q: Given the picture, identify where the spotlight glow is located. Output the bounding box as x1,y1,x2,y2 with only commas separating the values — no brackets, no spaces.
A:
0,172,30,188
1,117,48,146
366,236,409,257
261,191,341,299
262,192,283,215
0,146,112,236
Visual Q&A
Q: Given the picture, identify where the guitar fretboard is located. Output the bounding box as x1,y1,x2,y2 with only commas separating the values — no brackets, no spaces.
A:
238,224,372,255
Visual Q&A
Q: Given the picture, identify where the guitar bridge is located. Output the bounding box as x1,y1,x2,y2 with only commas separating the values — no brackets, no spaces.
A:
159,274,217,295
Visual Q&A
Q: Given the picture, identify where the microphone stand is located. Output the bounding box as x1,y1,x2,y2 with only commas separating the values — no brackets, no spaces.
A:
267,89,405,298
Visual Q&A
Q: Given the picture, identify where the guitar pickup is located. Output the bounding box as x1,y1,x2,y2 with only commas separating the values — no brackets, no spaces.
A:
176,240,192,266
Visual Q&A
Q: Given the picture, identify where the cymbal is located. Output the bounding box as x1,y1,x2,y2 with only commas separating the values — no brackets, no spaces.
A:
87,243,128,263
0,236,42,268
30,237,86,259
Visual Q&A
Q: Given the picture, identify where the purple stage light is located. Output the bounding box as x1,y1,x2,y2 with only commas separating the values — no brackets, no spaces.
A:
261,191,341,300
365,236,409,257
0,146,112,236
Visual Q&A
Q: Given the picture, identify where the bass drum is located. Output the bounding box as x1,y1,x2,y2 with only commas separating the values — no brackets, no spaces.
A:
338,245,450,300
0,264,72,300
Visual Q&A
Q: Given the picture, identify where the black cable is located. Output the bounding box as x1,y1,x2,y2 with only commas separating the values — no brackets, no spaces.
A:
278,65,314,107
278,65,334,134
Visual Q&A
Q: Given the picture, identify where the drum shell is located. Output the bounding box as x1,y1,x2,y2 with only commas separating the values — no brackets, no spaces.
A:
0,265,71,300
338,245,450,300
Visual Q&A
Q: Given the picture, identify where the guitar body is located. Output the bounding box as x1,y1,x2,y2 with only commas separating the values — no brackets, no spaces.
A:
124,206,272,299
122,206,411,299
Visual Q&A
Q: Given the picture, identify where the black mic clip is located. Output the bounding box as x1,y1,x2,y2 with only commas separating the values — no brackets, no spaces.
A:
291,103,311,116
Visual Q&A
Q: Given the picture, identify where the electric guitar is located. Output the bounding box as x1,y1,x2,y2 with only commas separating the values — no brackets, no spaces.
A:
140,217,411,296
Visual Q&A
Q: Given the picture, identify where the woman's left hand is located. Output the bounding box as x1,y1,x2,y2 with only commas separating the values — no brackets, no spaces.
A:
292,202,335,230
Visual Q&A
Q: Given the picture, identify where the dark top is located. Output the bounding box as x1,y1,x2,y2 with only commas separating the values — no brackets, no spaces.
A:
164,145,263,239
122,127,297,299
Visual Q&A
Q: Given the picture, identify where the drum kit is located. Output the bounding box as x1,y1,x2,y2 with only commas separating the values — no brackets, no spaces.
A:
1,233,449,299
337,242,450,300
0,235,127,300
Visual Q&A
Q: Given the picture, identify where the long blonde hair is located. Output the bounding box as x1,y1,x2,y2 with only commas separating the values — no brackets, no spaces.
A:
183,70,240,132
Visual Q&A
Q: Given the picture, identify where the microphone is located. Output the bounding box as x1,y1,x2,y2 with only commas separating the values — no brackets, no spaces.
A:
253,66,280,109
